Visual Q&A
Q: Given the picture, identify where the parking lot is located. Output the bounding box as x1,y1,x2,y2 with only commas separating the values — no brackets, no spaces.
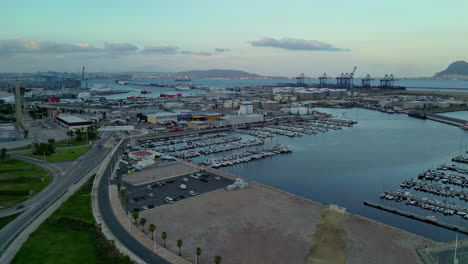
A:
123,170,234,212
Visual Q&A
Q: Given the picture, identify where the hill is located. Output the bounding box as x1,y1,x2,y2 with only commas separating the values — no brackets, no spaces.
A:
176,69,262,79
434,61,468,78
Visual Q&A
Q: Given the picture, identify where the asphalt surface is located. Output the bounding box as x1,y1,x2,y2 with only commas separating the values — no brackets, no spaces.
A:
124,171,234,211
97,140,170,264
0,132,113,259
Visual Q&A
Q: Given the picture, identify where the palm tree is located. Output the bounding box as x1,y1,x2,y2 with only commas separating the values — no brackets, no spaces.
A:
139,217,147,232
161,232,167,248
177,239,183,256
196,248,202,263
124,195,129,213
214,256,222,264
132,210,139,224
149,224,156,240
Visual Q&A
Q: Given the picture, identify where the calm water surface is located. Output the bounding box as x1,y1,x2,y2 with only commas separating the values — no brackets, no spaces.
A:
197,108,468,241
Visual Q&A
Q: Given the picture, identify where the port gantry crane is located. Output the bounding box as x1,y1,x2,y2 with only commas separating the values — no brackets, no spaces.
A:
318,73,332,87
296,73,305,86
336,66,357,89
361,74,374,88
380,74,397,89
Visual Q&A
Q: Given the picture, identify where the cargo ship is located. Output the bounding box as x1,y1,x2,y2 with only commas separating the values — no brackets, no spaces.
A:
461,123,468,130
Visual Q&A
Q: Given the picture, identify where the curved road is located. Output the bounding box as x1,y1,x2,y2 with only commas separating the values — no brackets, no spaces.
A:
97,141,170,264
0,132,113,261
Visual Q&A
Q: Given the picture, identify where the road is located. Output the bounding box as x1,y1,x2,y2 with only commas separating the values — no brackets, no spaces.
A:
0,132,113,262
97,140,170,264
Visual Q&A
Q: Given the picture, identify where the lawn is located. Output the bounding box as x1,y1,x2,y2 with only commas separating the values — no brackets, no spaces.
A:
55,139,89,148
12,175,134,264
0,212,22,229
17,145,92,162
0,158,51,208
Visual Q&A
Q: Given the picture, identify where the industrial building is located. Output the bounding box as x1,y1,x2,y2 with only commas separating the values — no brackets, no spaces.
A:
210,114,264,127
55,115,93,129
238,102,254,115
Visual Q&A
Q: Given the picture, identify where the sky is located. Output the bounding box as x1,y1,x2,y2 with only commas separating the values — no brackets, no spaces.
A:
1,0,467,77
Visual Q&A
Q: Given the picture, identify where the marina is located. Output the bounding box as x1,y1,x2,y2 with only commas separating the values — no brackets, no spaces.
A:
200,145,293,168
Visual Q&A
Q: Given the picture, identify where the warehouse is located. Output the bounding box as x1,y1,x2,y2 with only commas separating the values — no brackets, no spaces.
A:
210,114,264,127
55,115,93,129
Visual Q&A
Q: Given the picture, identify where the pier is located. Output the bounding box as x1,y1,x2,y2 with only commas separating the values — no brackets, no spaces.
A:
363,201,468,235
408,111,467,127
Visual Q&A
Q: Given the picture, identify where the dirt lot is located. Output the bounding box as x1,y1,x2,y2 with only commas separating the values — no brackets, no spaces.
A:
121,163,430,264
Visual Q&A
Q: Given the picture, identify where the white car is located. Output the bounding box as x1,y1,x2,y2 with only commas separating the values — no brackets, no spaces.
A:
147,193,154,197
142,206,149,210
214,176,220,180
164,197,174,203
182,178,189,182
190,174,199,179
180,184,187,190
189,191,198,196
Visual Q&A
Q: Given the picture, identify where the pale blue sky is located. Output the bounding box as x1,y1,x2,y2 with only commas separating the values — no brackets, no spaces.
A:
1,0,467,76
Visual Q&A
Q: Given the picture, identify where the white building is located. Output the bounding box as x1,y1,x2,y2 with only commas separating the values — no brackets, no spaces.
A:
238,102,254,115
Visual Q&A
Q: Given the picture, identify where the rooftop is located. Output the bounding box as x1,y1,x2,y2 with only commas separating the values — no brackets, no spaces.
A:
56,114,90,123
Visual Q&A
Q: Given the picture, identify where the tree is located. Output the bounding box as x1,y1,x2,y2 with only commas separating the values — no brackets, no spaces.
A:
214,256,222,264
139,217,147,232
0,148,7,159
149,224,156,240
23,129,29,138
124,195,129,213
75,129,83,141
177,239,183,256
66,130,74,143
132,210,139,224
161,232,167,248
196,248,202,263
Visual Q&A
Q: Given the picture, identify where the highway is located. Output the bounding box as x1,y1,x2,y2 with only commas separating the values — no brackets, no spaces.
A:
97,140,170,264
0,132,113,262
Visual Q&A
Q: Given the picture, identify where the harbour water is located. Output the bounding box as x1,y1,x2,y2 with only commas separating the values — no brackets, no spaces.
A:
192,108,468,242
83,78,468,101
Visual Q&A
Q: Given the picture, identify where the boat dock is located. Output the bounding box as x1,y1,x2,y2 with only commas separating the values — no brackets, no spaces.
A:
408,111,467,127
363,201,468,235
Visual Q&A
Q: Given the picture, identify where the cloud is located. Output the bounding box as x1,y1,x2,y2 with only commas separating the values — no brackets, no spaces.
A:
181,50,213,56
104,42,138,52
215,48,230,53
143,45,179,54
0,38,101,54
250,37,349,51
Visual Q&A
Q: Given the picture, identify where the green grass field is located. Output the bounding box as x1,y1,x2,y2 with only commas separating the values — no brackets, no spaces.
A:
0,158,50,208
12,176,134,264
55,139,89,148
0,212,22,229
17,145,92,162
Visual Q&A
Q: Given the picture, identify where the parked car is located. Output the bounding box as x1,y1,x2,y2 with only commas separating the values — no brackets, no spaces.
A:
180,184,187,190
179,195,186,199
189,191,198,196
142,206,149,210
148,204,155,209
214,176,221,180
148,193,154,197
16,204,24,210
164,197,174,203
182,178,189,182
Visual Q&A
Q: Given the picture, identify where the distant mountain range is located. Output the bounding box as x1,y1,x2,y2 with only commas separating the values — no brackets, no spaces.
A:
176,69,262,79
434,61,468,79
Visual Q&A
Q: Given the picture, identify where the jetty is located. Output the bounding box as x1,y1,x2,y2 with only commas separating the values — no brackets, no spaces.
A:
364,201,468,235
